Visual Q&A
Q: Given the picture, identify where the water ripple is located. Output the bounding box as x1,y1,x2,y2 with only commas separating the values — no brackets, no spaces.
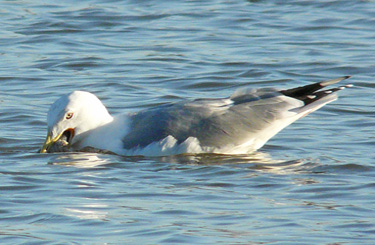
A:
1,0,375,243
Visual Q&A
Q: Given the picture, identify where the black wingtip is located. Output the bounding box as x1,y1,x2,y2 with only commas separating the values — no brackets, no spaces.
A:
281,76,352,98
280,76,352,105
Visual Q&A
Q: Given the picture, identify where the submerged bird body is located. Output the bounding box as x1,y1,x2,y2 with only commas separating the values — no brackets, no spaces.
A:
40,76,352,156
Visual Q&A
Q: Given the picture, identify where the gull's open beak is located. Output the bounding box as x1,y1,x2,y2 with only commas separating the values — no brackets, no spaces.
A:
40,132,55,153
40,128,75,153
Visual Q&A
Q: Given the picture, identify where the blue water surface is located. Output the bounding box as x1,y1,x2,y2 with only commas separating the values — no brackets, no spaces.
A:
1,0,374,243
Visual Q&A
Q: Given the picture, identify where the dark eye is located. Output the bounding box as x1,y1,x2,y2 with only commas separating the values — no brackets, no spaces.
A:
66,112,74,120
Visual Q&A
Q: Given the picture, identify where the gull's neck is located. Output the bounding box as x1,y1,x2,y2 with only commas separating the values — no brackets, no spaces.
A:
73,114,129,154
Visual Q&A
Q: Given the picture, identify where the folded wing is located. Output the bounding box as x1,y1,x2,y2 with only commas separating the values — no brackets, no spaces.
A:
123,76,352,152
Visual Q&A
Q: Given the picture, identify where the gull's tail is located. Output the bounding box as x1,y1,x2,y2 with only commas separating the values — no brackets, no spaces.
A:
280,76,352,105
280,76,353,117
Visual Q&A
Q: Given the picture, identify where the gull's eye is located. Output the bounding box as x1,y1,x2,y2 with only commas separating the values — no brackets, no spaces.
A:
66,112,74,120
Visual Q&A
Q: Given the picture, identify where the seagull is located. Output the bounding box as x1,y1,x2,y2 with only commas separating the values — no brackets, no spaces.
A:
40,76,352,156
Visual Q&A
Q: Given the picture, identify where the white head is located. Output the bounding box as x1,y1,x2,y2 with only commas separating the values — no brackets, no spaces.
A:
40,91,113,153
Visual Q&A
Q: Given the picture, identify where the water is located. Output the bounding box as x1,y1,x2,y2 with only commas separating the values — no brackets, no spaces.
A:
1,0,375,243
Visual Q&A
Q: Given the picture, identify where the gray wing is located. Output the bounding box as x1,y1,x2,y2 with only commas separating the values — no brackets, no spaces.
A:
122,76,351,150
122,89,299,149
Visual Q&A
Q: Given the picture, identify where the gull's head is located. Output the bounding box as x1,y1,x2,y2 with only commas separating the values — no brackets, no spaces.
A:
40,91,113,153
